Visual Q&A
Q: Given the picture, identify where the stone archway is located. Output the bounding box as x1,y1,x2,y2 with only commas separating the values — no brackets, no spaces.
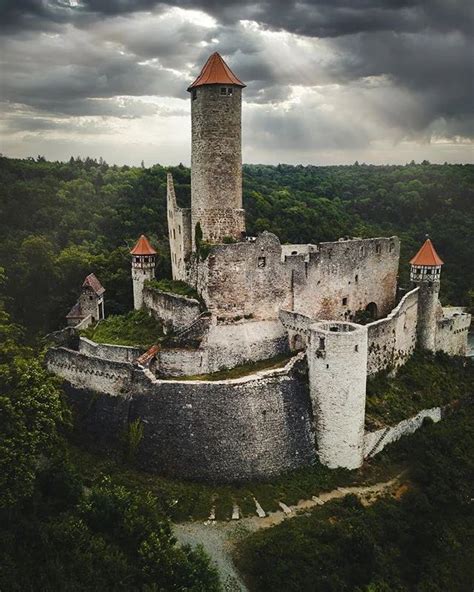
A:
365,301,378,320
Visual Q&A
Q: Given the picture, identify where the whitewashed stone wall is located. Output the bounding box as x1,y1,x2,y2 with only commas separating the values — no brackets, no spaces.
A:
308,321,368,470
364,407,442,458
366,288,419,375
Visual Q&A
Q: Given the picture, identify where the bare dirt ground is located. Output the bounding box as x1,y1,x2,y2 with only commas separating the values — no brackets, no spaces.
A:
173,473,405,592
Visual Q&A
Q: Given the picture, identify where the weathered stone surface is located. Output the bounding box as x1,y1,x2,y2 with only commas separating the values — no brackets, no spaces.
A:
435,307,471,356
308,321,368,470
47,348,316,482
142,286,201,333
78,337,142,363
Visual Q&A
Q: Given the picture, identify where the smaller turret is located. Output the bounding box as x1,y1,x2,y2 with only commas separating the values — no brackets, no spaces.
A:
66,273,105,328
410,237,444,351
131,235,157,310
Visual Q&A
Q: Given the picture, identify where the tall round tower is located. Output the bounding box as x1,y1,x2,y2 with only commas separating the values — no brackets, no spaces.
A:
308,321,368,470
131,234,157,310
410,237,443,351
188,52,246,248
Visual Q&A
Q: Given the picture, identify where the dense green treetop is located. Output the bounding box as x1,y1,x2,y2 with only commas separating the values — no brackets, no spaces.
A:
1,156,472,336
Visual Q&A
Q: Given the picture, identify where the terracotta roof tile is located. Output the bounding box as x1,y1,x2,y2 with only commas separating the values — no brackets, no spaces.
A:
82,273,105,295
130,234,157,256
188,52,245,91
410,238,444,266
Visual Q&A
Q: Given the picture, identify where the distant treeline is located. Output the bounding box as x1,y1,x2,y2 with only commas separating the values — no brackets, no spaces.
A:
1,156,472,336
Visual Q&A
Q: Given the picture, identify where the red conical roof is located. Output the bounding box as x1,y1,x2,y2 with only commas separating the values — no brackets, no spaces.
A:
188,52,245,91
131,234,157,256
410,238,443,266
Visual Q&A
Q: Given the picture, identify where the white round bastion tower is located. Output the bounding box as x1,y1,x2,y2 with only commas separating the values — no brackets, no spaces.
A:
308,321,368,470
131,234,157,310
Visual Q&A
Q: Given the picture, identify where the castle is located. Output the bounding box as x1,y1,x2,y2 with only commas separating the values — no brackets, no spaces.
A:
47,53,471,481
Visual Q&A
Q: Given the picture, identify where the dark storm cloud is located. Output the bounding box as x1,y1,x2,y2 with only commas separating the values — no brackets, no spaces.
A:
2,0,472,37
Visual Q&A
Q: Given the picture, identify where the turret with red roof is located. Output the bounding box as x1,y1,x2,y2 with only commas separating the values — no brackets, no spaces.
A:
410,236,443,351
131,234,157,310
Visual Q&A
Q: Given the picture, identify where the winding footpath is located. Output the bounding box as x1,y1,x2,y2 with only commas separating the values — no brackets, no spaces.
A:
174,473,406,592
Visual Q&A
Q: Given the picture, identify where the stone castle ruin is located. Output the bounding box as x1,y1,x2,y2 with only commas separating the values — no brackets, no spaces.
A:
47,52,471,481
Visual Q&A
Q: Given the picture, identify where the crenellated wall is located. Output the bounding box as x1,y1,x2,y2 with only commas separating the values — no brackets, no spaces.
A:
366,288,419,375
192,232,399,323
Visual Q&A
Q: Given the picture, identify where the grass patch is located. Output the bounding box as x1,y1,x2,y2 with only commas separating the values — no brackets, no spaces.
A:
179,353,294,381
145,278,200,300
366,349,473,429
81,310,163,349
66,438,406,523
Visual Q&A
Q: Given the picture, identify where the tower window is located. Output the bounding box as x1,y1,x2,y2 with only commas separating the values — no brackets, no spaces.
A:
220,87,233,96
355,274,359,283
257,256,266,268
319,337,325,350
342,297,348,306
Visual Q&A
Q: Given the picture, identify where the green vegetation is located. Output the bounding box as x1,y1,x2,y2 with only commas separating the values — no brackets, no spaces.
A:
180,353,294,381
0,282,221,591
235,405,474,592
366,350,473,429
82,309,163,349
146,277,200,300
1,157,472,337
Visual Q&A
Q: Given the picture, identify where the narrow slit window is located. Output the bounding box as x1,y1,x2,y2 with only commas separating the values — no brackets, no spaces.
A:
257,256,266,268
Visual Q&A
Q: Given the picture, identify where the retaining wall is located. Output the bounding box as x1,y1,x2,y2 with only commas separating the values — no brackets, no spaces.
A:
143,286,201,332
78,337,141,363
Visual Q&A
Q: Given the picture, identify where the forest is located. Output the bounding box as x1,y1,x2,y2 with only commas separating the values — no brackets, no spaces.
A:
0,155,473,590
0,156,473,338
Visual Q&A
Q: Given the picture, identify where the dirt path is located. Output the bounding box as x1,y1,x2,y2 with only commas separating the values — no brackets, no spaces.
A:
174,474,406,592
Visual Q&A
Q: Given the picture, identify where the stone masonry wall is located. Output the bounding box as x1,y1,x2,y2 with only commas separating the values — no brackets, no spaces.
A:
78,337,142,363
167,174,192,281
366,287,419,375
435,308,471,356
364,407,442,458
193,232,399,323
46,347,134,396
190,85,245,245
48,347,316,482
142,286,201,333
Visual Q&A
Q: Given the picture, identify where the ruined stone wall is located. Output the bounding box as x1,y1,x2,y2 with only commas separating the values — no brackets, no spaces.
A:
78,337,141,363
366,288,419,375
142,286,201,333
48,348,316,482
190,85,245,245
435,308,471,356
195,232,399,323
167,173,192,281
364,407,442,458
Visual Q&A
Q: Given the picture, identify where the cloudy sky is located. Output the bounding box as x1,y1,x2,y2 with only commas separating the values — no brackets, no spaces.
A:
1,0,473,166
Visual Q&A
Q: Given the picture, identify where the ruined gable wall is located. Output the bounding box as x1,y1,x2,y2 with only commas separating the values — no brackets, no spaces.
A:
167,173,191,281
366,288,419,375
435,309,471,356
195,233,399,323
